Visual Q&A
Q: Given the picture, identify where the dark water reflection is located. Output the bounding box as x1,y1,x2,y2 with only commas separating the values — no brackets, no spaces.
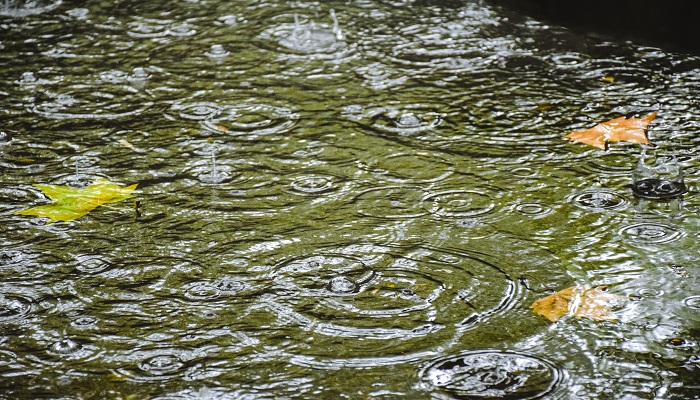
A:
1,0,700,398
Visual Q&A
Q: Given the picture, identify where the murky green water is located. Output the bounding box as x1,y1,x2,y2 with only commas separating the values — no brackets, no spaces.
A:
1,0,699,398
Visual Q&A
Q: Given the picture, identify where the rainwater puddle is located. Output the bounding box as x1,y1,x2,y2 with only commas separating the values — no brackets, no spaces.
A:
1,0,700,398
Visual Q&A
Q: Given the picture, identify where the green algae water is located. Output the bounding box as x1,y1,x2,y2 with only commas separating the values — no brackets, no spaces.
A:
1,0,699,398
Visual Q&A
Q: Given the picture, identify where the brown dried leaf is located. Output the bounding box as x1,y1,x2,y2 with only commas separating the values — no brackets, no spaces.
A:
530,285,628,322
564,111,657,150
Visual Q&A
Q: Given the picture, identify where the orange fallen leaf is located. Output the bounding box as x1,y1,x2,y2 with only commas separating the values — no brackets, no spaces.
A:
564,111,657,150
530,285,628,322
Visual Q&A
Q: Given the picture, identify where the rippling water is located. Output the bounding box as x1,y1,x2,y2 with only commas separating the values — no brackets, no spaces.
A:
1,0,699,398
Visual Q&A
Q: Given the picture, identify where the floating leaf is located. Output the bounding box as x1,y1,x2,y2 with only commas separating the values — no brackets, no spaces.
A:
564,111,657,150
16,178,137,223
530,285,628,322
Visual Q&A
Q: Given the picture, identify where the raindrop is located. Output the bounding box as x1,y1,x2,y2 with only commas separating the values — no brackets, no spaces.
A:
205,44,230,62
364,105,444,136
325,276,358,294
632,151,685,200
47,338,82,355
71,315,98,328
197,146,229,184
276,10,344,54
631,178,687,200
420,351,563,399
139,354,184,375
619,223,684,244
17,71,37,85
570,190,628,210
128,67,150,89
168,22,195,37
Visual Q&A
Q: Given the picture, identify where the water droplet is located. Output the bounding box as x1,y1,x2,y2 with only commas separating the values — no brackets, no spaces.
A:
47,338,82,355
71,315,98,328
326,276,358,294
272,12,344,54
420,351,563,399
632,178,687,200
363,105,444,136
139,354,184,375
205,44,230,61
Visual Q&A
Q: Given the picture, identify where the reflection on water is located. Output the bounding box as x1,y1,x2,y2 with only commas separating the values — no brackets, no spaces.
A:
1,0,699,398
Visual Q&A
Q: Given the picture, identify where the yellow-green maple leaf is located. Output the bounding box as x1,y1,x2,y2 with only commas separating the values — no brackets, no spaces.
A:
16,178,138,223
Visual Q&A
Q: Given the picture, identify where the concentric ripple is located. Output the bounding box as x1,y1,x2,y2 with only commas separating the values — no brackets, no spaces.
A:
182,278,247,301
172,102,222,121
202,104,298,137
347,104,445,136
419,350,564,399
619,223,685,244
139,354,184,375
115,350,193,382
74,254,113,274
288,174,336,195
31,87,152,120
422,189,497,218
514,202,553,218
354,186,429,219
569,190,629,211
359,152,453,183
683,296,700,310
264,244,518,351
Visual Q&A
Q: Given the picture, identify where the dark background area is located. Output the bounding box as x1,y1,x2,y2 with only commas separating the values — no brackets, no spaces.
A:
488,0,700,53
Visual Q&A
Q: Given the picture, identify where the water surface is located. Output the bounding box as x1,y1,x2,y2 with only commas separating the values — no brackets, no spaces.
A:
1,0,699,398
